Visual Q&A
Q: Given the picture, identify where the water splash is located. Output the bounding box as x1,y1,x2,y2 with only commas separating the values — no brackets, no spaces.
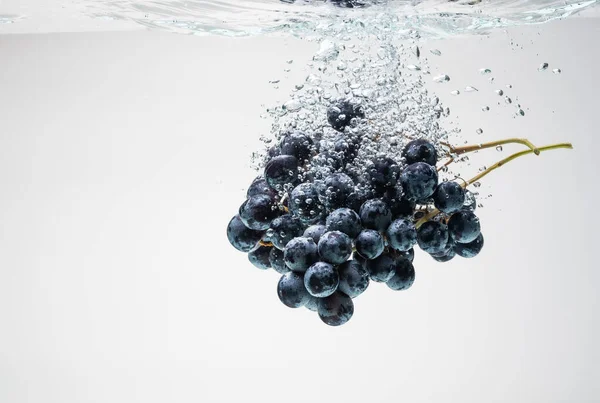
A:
85,0,599,38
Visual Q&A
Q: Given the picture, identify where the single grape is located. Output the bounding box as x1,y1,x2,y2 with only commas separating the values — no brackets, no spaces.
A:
417,221,449,254
326,208,362,238
346,187,372,214
284,237,319,273
333,134,361,165
304,262,339,298
318,231,353,265
355,229,385,260
264,155,299,190
267,145,281,159
387,257,415,291
448,210,481,243
400,162,438,201
323,172,355,210
454,233,484,258
305,296,320,312
248,245,272,270
359,198,392,231
289,182,324,225
368,157,401,191
433,181,466,214
247,177,277,199
269,214,305,250
226,215,264,252
384,186,416,218
338,259,370,298
239,194,281,231
431,250,456,262
391,247,415,263
303,224,327,244
277,272,310,308
402,139,438,166
365,253,397,282
269,247,290,274
280,130,314,162
317,291,354,326
327,99,365,131
386,218,417,252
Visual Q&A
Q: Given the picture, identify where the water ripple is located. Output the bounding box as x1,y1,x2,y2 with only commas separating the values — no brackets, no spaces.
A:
85,0,599,37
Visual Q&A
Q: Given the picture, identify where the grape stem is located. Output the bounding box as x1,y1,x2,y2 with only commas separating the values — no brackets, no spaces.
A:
418,141,573,228
437,138,541,171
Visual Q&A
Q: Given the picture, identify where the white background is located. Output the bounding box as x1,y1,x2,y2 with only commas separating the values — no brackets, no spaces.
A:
1,5,599,402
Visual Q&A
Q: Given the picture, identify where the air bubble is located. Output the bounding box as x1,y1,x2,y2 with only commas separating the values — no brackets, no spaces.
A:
495,89,504,96
430,49,442,56
407,64,421,71
538,62,549,71
553,68,562,74
450,90,460,95
476,128,483,134
433,74,450,83
465,86,478,92
479,68,492,75
496,145,503,151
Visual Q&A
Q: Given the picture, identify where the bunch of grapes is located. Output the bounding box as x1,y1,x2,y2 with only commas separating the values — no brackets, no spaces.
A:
226,99,571,326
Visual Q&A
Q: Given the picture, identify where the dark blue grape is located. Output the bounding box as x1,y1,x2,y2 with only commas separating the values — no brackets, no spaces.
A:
346,187,371,213
317,291,354,326
303,224,327,244
277,272,310,308
226,215,264,252
264,155,299,190
269,214,305,250
359,198,392,231
448,210,481,243
248,245,272,270
365,253,397,282
239,194,281,230
368,157,401,191
284,237,319,273
385,187,416,218
269,247,290,274
289,183,324,224
323,172,355,210
454,233,484,258
305,296,320,312
387,257,415,291
324,134,361,169
318,231,353,265
280,131,314,162
304,262,339,298
400,162,438,201
433,181,466,214
267,145,281,159
402,139,438,166
327,99,364,131
432,250,456,262
247,177,277,199
386,218,417,252
338,259,370,298
355,229,384,260
392,247,415,263
417,221,449,254
326,208,362,238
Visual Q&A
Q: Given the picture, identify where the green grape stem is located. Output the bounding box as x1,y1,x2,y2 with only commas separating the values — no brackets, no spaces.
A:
418,141,573,229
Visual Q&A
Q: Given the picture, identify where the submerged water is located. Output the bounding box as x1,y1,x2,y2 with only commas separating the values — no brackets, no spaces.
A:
86,0,599,37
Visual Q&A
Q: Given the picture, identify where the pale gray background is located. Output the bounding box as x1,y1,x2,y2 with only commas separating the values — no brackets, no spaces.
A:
1,5,599,403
